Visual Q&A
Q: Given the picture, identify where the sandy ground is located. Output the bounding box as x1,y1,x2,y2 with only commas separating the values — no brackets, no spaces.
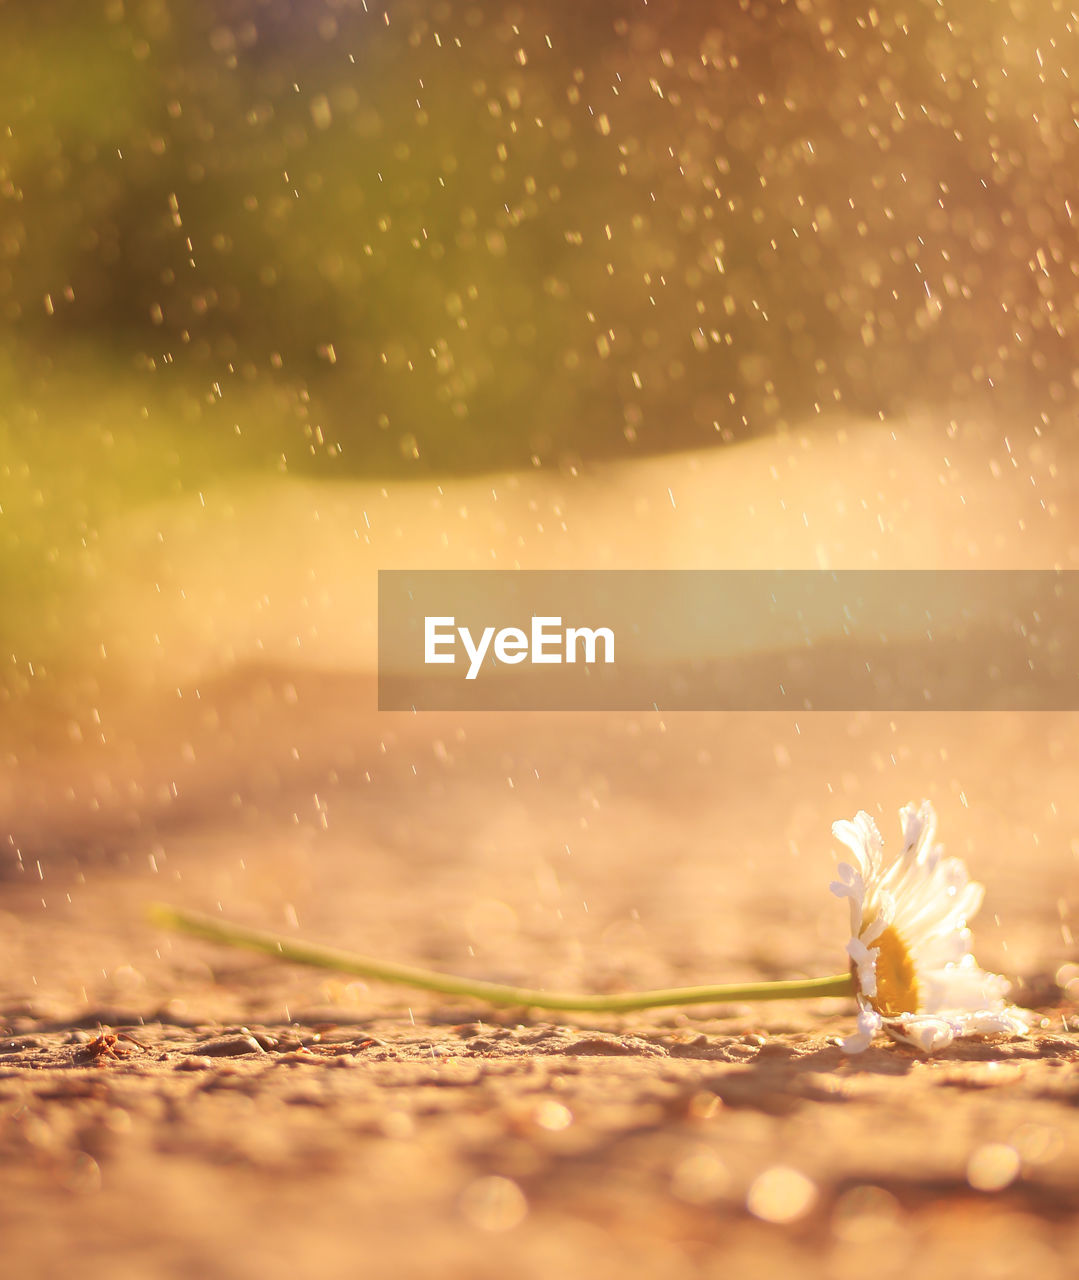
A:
2,671,1078,1279
3,423,1078,1277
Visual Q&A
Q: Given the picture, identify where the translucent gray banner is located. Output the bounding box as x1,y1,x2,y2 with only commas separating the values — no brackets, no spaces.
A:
378,570,1079,711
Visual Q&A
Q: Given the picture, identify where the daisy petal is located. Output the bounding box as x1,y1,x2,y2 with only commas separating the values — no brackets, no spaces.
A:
840,1003,883,1054
884,1015,956,1053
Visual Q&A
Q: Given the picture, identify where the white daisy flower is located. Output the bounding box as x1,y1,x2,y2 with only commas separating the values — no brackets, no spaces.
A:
830,801,1031,1053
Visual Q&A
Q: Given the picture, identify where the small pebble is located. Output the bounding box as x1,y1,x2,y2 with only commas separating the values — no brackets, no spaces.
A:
0,1036,45,1054
191,1035,266,1058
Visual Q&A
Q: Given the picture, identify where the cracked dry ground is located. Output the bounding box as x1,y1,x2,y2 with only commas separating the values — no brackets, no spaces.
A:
2,692,1078,1278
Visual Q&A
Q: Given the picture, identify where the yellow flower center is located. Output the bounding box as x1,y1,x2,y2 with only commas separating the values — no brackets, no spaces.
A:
862,924,919,1016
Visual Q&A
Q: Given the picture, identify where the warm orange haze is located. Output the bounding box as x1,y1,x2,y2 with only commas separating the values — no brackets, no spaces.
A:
2,3,1078,1278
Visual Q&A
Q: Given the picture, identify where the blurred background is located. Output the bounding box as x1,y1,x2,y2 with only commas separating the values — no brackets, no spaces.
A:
1,0,1077,962
3,0,1069,469
4,0,1079,713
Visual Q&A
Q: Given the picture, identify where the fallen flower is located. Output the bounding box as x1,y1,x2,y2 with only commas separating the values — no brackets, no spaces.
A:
148,800,1033,1055
831,801,1031,1053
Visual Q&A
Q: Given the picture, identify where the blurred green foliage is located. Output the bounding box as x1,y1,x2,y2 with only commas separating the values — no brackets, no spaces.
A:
5,0,1078,468
1,0,1078,682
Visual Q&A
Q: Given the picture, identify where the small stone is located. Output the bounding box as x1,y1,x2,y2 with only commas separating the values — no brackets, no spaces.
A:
454,1022,489,1038
274,1049,320,1066
191,1035,266,1058
346,1035,386,1050
0,1036,44,1054
175,1056,213,1071
246,1030,279,1051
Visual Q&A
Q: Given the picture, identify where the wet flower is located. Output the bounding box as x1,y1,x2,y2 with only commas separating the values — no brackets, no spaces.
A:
831,801,1031,1053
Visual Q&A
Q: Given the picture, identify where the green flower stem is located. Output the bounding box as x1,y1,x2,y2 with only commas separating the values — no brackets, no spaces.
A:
148,903,855,1012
